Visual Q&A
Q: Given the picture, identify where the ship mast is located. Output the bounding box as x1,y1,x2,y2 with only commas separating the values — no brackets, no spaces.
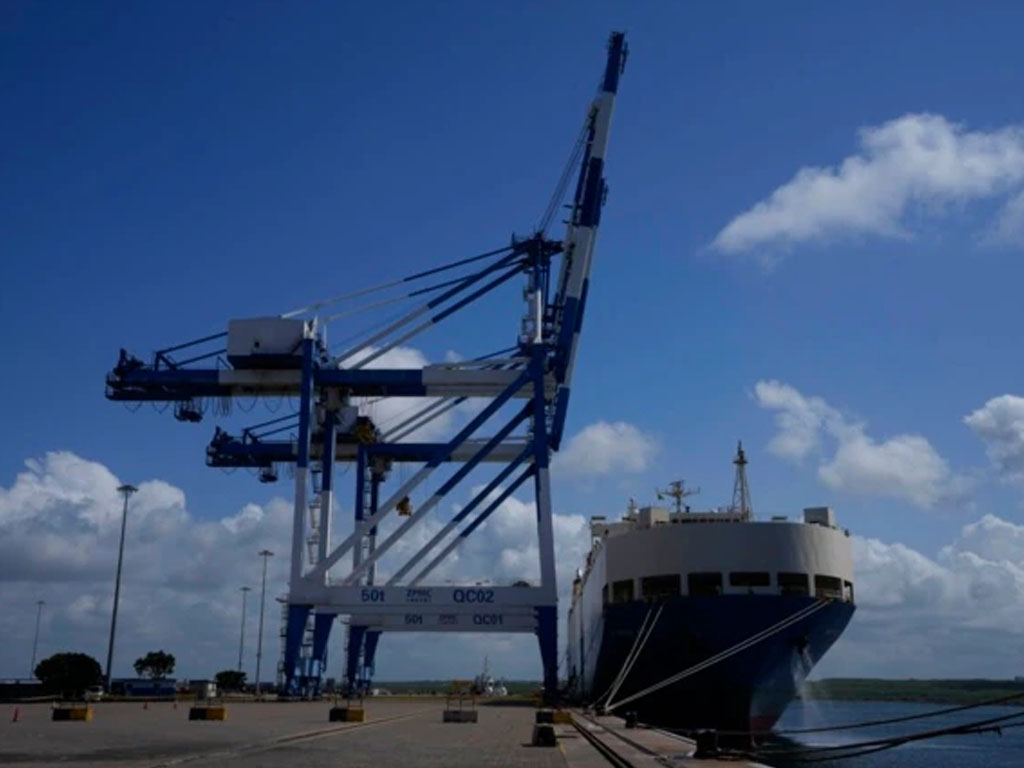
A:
731,440,753,520
656,480,699,515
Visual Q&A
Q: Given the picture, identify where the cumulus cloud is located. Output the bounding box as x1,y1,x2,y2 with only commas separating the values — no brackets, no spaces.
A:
754,380,962,508
819,515,1024,677
712,113,1024,258
0,450,593,682
989,189,1024,246
965,394,1024,485
554,421,658,477
0,452,295,680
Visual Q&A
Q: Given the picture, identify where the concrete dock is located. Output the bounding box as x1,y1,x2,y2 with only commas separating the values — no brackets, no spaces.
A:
1,700,765,768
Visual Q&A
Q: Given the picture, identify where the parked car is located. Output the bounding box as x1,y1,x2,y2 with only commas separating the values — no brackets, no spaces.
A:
84,686,104,701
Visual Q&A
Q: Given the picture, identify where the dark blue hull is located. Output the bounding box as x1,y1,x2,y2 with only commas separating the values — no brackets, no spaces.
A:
582,596,854,733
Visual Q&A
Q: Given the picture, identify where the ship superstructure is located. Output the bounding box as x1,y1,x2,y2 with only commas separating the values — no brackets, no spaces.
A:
566,444,855,733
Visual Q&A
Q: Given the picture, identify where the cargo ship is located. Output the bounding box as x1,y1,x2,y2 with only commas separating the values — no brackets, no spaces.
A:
566,443,855,734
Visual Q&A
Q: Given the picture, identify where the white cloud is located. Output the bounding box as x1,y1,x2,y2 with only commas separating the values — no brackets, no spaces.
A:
819,434,954,509
0,450,594,682
754,380,961,508
753,380,844,462
0,451,294,679
554,421,658,477
989,189,1024,246
965,394,1024,485
10,449,1024,681
337,345,471,443
819,515,1024,677
712,113,1024,258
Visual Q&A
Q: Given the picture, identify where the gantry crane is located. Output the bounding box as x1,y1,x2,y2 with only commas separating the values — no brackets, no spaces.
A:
105,32,627,700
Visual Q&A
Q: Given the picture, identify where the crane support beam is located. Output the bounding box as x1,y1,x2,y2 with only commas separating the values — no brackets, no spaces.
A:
206,438,531,469
107,366,551,401
340,405,532,586
305,367,533,583
290,584,555,610
386,447,532,585
347,613,537,633
104,32,627,702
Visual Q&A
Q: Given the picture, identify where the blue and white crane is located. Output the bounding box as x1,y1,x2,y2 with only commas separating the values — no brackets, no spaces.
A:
105,32,627,700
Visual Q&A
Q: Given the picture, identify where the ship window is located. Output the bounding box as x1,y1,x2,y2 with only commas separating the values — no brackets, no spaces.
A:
641,574,681,602
602,584,609,604
778,572,809,596
687,572,722,596
814,575,843,599
611,579,634,603
729,572,771,588
843,580,855,603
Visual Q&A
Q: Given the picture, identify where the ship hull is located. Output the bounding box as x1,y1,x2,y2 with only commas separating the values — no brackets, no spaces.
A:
579,595,854,734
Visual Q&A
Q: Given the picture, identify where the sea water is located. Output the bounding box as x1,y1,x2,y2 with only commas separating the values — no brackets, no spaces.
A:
765,699,1024,768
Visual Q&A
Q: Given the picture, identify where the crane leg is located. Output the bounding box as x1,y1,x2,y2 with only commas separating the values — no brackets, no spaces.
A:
283,603,312,695
345,624,366,695
311,612,335,695
536,605,558,704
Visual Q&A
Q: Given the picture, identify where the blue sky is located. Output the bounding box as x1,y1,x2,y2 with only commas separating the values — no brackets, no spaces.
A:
5,2,1024,681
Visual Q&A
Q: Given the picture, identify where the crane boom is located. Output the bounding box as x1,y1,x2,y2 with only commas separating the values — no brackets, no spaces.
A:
550,31,628,447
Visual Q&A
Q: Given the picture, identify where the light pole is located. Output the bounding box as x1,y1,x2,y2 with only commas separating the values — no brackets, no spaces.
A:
105,483,137,692
29,600,45,678
254,550,274,698
237,586,251,674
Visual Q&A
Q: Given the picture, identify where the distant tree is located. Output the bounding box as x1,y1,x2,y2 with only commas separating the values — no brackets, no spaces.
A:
34,652,102,699
214,669,247,691
133,650,176,680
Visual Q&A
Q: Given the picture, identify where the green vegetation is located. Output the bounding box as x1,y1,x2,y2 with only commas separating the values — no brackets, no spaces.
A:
133,650,176,679
215,670,247,691
802,678,1024,705
34,652,103,699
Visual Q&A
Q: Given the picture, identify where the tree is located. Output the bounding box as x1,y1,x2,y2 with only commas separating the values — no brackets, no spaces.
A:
133,650,175,680
34,652,102,699
214,669,246,691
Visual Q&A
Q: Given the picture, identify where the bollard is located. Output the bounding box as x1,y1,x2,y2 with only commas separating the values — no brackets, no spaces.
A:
531,723,557,747
11,707,19,723
189,705,227,721
693,729,719,759
442,709,478,723
328,706,366,722
52,704,93,722
624,711,638,729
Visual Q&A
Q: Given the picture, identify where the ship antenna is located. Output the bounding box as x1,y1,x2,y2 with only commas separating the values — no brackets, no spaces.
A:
656,480,699,515
731,440,753,520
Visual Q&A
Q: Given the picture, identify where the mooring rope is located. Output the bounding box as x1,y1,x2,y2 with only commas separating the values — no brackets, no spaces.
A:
591,606,654,707
777,689,1024,735
602,604,664,709
754,708,1024,763
606,599,828,712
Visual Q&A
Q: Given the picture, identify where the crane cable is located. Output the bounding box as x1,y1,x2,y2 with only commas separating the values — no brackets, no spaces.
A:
281,245,515,319
537,119,590,236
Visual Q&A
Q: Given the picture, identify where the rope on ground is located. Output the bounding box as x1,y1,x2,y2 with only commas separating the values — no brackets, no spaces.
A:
607,599,829,712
